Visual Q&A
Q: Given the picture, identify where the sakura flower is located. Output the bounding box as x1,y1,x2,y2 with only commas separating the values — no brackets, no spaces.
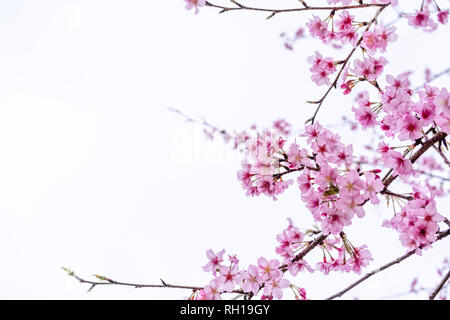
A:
257,257,280,281
241,265,262,296
321,206,352,235
302,123,323,143
316,258,335,275
202,249,225,274
184,0,206,15
352,105,377,129
349,245,373,274
377,142,392,162
434,88,450,114
295,287,308,300
398,115,423,141
297,172,313,193
273,119,292,136
435,112,450,134
385,151,414,177
287,259,315,276
408,9,438,32
307,15,328,41
314,164,338,189
262,273,290,300
437,10,449,25
386,73,410,92
217,265,241,293
308,52,336,86
335,10,354,31
363,172,384,204
203,279,222,300
411,221,438,245
337,170,364,196
335,194,365,218
333,144,355,166
302,190,322,216
287,144,311,169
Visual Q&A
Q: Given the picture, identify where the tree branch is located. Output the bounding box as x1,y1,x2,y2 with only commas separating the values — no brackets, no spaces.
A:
205,1,388,16
429,269,450,300
62,267,245,294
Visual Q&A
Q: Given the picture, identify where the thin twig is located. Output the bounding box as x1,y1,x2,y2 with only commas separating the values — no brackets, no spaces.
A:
205,1,388,16
381,189,413,201
62,268,245,294
429,269,450,300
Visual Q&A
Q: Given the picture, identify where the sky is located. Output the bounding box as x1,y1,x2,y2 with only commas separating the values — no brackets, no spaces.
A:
0,0,449,299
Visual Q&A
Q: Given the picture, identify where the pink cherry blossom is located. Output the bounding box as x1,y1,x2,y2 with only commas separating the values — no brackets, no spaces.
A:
184,0,206,15
262,273,290,300
202,249,225,273
241,265,262,296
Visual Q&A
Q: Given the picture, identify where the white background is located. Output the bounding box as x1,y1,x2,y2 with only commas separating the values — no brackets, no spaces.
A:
0,0,449,299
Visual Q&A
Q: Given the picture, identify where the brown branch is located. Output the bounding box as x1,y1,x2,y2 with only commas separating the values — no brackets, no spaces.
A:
326,228,450,300
280,233,328,272
62,267,245,294
306,4,389,124
273,165,320,179
381,189,413,201
205,1,388,16
429,269,450,300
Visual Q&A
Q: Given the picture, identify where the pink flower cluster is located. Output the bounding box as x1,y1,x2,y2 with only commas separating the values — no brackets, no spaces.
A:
407,0,449,31
273,119,292,136
238,122,396,235
307,10,363,46
297,124,385,235
350,71,450,147
377,141,414,177
275,219,373,276
306,8,397,93
237,130,296,200
361,24,397,55
195,219,375,300
275,219,315,277
307,51,337,86
316,239,373,275
198,249,291,300
383,192,445,253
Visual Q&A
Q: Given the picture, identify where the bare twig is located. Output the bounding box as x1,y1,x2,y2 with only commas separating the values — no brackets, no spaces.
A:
381,189,413,201
62,267,245,294
429,269,450,300
205,1,388,16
